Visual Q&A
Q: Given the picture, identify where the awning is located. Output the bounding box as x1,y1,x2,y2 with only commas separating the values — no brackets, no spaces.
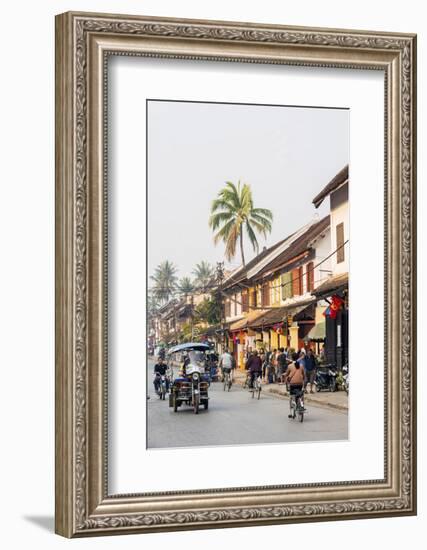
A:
312,273,348,298
307,321,326,341
249,306,288,329
229,309,267,331
248,300,315,330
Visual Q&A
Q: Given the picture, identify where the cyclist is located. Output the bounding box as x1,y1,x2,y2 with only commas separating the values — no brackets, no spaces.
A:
219,348,233,384
284,352,305,418
245,349,263,388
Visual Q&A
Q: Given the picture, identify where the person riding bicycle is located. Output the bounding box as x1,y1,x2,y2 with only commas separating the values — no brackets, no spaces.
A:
153,356,170,393
284,352,305,418
245,349,263,388
219,348,233,383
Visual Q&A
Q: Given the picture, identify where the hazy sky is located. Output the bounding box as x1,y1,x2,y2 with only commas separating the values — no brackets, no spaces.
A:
148,100,349,281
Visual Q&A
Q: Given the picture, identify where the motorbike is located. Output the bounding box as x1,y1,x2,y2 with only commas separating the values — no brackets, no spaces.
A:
154,372,169,400
315,365,338,392
168,343,210,414
205,351,219,382
342,364,349,394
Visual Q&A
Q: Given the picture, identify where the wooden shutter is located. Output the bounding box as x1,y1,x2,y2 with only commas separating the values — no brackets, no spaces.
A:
262,282,270,306
306,261,314,291
336,222,345,263
242,290,249,312
281,271,293,300
299,266,304,294
225,299,231,317
292,269,300,296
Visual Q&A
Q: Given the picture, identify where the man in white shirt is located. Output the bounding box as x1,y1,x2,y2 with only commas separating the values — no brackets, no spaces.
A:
219,348,235,382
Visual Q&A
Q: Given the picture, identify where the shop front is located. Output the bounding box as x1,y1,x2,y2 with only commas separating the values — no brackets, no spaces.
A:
229,309,267,368
312,273,349,369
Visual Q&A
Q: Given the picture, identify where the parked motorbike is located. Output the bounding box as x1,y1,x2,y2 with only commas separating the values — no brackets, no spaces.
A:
315,365,338,392
342,364,349,394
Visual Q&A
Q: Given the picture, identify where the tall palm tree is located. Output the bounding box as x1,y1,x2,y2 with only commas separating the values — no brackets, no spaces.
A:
209,181,273,266
147,294,160,317
150,260,177,303
178,276,194,298
192,261,215,292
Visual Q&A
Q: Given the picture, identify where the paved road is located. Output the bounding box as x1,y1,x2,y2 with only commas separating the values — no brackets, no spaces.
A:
147,361,348,449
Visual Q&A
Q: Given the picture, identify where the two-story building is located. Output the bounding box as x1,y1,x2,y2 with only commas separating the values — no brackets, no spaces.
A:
311,165,349,368
222,215,332,368
246,215,330,353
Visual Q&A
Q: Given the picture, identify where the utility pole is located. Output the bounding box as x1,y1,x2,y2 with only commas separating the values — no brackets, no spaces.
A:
173,300,178,344
216,262,225,353
190,294,194,340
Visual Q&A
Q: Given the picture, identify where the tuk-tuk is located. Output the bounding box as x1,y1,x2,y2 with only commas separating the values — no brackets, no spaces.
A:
168,342,210,414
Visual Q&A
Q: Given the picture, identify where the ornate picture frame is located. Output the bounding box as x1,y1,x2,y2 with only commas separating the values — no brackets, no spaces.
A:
55,11,417,537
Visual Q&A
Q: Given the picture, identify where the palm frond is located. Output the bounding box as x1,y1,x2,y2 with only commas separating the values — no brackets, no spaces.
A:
251,207,273,220
209,211,234,231
250,217,272,235
213,218,236,245
224,223,240,261
210,198,234,215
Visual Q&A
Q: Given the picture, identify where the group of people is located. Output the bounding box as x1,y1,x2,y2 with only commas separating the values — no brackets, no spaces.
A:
243,346,320,394
153,345,321,395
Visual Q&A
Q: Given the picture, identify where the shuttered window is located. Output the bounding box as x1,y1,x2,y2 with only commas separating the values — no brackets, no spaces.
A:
250,288,257,308
281,271,293,300
306,261,314,291
224,300,231,318
242,290,249,312
336,222,345,263
262,282,270,307
292,268,301,296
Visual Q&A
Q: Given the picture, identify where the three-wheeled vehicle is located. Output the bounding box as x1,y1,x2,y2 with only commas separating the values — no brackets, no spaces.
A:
168,343,210,414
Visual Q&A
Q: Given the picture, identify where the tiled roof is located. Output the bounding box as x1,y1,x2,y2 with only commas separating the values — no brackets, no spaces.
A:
256,215,330,277
312,272,348,296
312,165,349,208
223,237,288,290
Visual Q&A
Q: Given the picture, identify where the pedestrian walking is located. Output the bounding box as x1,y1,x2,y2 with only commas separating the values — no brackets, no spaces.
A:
268,349,278,383
304,348,318,393
296,350,306,392
276,347,288,383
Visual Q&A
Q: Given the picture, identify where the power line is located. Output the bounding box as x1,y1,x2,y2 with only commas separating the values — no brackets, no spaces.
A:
148,239,348,300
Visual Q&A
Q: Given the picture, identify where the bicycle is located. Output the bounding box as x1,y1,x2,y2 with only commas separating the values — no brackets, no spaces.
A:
249,374,262,400
223,369,232,391
288,387,305,422
242,371,251,390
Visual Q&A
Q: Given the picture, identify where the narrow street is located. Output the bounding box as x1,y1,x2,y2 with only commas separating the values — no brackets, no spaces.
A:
147,360,348,449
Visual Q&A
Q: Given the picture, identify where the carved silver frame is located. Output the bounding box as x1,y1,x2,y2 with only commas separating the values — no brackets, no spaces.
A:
55,11,417,537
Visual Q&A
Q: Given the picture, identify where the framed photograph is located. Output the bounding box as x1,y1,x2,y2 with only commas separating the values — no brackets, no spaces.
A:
55,11,417,537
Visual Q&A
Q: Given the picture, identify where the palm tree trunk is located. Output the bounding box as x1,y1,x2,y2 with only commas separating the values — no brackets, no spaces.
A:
239,231,246,267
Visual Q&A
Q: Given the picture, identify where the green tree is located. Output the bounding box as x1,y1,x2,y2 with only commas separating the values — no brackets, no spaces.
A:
209,181,273,266
147,294,160,318
150,260,178,303
178,276,194,298
195,296,221,326
192,261,215,292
